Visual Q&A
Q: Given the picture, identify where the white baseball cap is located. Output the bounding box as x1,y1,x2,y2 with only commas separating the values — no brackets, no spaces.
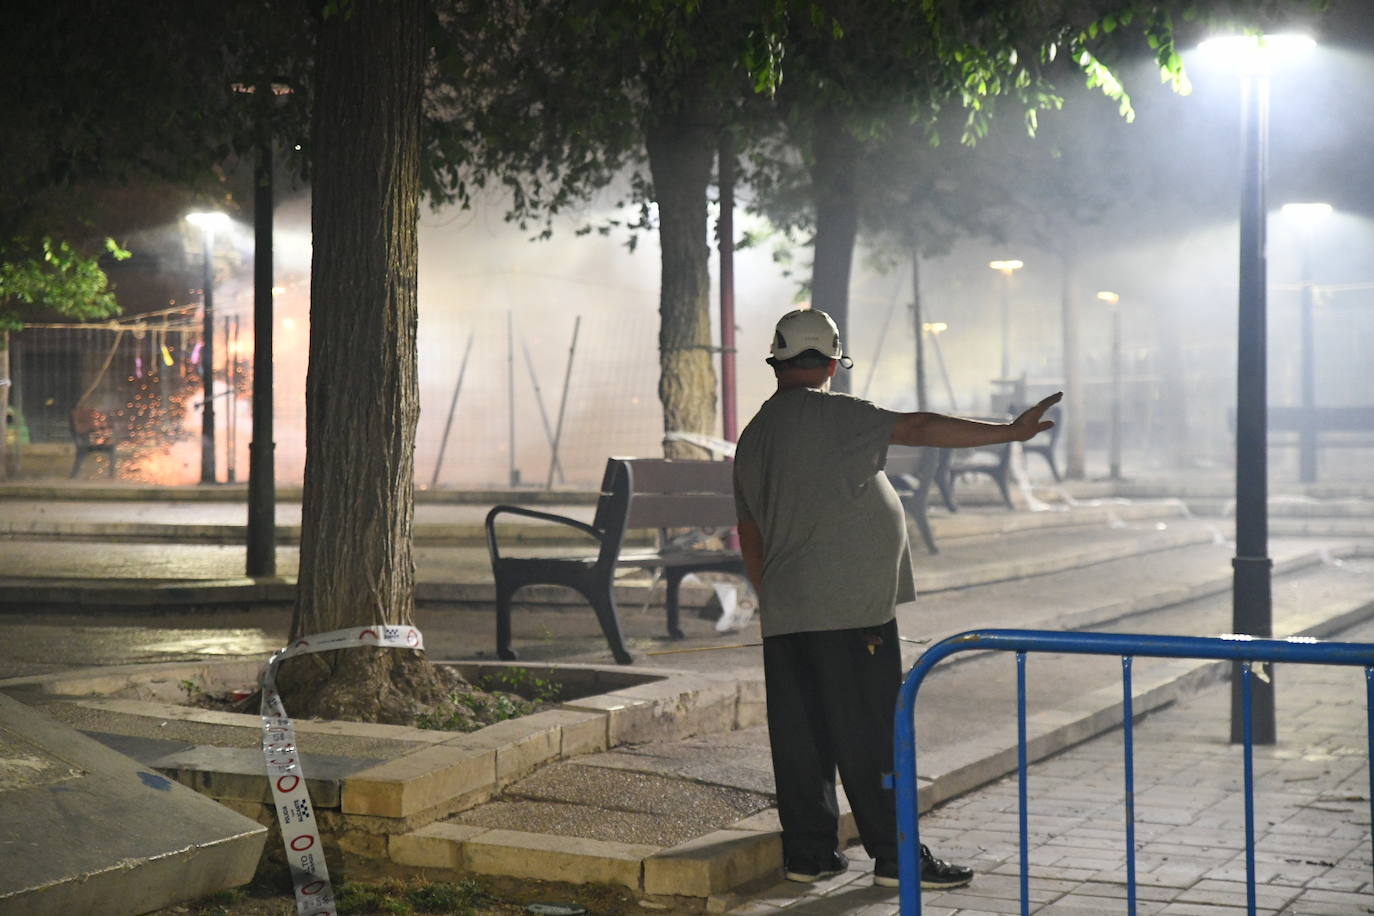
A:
769,307,852,367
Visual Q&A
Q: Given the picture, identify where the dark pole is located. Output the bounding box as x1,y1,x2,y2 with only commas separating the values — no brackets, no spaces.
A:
1231,69,1276,744
1298,231,1317,484
200,230,217,484
1110,301,1122,480
247,96,277,577
718,132,738,443
912,245,927,412
999,274,1011,381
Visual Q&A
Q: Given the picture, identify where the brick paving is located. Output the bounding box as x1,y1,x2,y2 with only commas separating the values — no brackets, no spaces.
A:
724,624,1374,915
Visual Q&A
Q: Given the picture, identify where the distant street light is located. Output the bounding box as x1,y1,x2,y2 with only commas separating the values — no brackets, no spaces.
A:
1280,202,1333,484
1198,31,1315,746
988,260,1024,381
1096,291,1123,480
185,211,231,485
922,322,957,411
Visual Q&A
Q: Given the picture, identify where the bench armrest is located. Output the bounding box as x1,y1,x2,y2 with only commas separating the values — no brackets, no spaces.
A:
484,504,602,562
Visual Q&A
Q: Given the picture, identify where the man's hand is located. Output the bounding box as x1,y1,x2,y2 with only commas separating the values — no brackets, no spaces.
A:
1010,392,1063,441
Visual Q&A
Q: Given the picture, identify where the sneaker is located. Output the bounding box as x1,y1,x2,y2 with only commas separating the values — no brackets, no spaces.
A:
873,846,974,889
784,850,848,883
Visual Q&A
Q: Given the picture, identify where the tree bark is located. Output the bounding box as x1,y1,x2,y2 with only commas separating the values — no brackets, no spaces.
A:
808,107,860,394
646,95,717,460
281,0,461,723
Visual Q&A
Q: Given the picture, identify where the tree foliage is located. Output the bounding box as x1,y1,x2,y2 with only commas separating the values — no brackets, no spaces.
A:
0,237,130,332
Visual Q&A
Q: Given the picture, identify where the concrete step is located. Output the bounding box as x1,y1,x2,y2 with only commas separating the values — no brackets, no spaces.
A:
0,516,1222,613
0,692,266,916
0,496,1189,548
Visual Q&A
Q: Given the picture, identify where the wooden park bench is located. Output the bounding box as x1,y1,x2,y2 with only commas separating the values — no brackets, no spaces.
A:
485,457,745,664
938,405,1062,511
885,446,945,555
69,407,118,478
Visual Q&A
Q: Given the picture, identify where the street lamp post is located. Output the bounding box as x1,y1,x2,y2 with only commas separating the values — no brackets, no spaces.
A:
185,211,231,485
1281,202,1332,484
923,322,958,411
989,260,1024,382
1097,291,1123,480
1199,32,1315,745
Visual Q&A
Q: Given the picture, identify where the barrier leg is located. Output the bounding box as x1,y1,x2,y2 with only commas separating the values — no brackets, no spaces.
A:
1016,651,1029,916
1122,656,1137,916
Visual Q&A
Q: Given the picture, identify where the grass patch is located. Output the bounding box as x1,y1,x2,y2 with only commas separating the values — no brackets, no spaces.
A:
415,667,563,732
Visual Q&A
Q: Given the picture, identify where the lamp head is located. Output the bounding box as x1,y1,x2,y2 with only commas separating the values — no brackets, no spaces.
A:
988,259,1024,274
185,211,231,232
1096,291,1121,305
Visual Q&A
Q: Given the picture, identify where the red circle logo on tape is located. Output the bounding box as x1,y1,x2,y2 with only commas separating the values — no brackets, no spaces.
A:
291,834,316,852
276,774,301,793
300,880,326,896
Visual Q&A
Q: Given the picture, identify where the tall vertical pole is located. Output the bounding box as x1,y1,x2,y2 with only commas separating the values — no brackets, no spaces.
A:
718,132,738,443
1110,303,1122,480
912,247,928,412
1000,276,1011,381
1298,234,1317,483
247,96,277,577
1231,70,1276,744
507,312,518,487
200,230,217,484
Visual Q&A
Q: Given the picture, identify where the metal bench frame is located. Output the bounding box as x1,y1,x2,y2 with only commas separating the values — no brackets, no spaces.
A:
485,456,745,665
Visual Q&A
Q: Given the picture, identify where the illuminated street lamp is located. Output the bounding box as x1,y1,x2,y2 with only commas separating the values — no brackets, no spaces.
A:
988,259,1023,381
185,211,231,485
1198,32,1315,745
922,322,957,411
988,260,1024,381
1097,291,1123,480
1280,202,1332,484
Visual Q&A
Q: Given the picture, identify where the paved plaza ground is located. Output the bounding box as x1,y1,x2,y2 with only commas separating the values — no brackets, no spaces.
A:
1,478,1372,914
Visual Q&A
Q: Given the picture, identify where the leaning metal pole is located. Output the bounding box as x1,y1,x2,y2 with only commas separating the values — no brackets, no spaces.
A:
1231,69,1276,744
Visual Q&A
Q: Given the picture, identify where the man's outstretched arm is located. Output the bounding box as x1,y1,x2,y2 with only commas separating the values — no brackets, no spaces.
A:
891,392,1063,449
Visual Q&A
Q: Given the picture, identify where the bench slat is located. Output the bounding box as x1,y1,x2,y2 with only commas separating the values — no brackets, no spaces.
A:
626,493,738,529
622,458,734,494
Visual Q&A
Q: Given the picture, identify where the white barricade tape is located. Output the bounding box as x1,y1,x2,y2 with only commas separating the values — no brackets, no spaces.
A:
261,624,424,916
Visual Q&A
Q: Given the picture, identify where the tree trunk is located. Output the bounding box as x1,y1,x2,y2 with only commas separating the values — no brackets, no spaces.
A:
646,98,717,460
0,331,9,481
809,107,860,394
1061,252,1086,479
281,0,461,723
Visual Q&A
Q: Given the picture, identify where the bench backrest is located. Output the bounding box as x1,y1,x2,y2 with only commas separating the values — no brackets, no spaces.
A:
592,457,738,545
1266,406,1374,431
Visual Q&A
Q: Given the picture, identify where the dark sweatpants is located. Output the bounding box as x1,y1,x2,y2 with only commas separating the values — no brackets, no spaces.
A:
763,618,902,866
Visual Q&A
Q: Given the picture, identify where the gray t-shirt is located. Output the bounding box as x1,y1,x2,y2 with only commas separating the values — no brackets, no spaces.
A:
733,386,916,638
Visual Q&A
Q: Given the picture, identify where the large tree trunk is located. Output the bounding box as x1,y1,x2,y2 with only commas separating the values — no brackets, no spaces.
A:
280,0,461,723
646,95,717,460
809,107,860,394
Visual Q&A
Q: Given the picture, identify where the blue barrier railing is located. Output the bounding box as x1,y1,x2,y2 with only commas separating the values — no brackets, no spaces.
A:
893,629,1374,915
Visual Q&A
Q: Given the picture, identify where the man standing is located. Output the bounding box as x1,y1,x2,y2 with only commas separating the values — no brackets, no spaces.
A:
733,307,1060,889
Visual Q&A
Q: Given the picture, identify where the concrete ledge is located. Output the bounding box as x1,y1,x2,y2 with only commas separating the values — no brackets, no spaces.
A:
644,829,782,897
463,829,656,889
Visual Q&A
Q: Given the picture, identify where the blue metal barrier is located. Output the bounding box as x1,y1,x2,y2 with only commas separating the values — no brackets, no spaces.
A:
893,629,1374,915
